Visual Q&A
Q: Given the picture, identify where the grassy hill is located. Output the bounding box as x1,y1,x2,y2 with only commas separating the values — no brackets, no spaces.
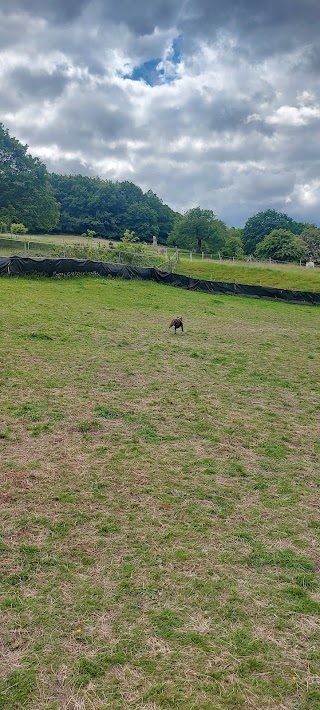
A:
1,234,320,290
175,258,320,291
0,277,319,709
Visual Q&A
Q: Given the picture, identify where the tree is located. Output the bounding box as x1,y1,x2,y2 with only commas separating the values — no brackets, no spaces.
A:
145,190,178,243
49,174,177,242
255,230,307,262
221,228,244,259
81,229,96,238
123,202,159,242
10,223,28,234
0,123,59,232
167,207,227,253
122,229,138,242
300,227,320,259
243,209,305,255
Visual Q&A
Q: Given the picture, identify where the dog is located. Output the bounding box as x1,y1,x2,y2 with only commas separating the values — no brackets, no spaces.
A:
169,317,184,334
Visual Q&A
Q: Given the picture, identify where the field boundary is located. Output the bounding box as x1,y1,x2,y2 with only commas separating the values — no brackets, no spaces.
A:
1,256,319,305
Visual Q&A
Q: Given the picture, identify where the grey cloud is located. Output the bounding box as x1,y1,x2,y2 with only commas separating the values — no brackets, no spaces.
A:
1,0,320,225
9,0,90,22
7,66,68,100
9,0,320,39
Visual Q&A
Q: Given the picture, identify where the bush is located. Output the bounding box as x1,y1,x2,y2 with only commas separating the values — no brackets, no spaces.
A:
81,229,97,239
10,223,28,235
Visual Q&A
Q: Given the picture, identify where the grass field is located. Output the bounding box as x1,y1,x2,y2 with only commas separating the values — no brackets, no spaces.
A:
0,276,319,710
175,259,320,292
1,234,320,290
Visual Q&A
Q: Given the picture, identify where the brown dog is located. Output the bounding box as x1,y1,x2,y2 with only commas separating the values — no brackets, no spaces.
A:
169,317,183,334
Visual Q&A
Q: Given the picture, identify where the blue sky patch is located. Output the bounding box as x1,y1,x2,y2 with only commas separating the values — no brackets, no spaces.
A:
124,36,182,86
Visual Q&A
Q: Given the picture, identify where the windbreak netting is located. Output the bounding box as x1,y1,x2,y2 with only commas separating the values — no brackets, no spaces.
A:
1,257,319,306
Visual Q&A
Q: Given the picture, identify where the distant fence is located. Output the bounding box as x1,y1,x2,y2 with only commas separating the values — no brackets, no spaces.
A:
0,237,172,270
170,249,320,268
1,256,319,306
1,237,318,270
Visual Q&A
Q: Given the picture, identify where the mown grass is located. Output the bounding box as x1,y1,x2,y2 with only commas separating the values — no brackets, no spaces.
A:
175,258,320,291
0,275,319,710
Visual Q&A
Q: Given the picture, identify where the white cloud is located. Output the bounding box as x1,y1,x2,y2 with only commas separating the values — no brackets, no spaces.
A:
266,104,320,126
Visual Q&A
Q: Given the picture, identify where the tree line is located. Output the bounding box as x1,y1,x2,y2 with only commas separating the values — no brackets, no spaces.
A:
1,123,319,261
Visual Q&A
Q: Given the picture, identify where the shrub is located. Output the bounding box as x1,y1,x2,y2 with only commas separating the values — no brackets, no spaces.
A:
10,223,28,235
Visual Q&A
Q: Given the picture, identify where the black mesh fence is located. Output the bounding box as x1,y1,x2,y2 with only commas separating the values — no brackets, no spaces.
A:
1,256,319,306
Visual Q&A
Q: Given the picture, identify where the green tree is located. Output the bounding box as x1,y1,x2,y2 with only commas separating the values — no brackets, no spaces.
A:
49,174,177,243
255,229,307,262
300,227,320,259
243,209,305,255
122,229,138,242
123,203,159,242
10,223,28,235
0,124,59,232
221,228,244,259
168,207,227,253
145,189,178,243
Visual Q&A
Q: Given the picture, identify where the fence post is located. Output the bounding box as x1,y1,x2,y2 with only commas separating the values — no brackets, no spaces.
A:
190,252,192,261
202,252,204,260
233,256,235,262
24,241,27,256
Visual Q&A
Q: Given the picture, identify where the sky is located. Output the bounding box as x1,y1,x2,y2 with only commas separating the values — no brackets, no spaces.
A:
1,1,320,226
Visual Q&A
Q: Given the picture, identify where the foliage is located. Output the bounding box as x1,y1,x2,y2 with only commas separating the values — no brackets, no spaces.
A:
221,229,244,259
49,174,178,243
63,243,163,266
168,207,227,253
300,227,320,259
10,222,28,235
243,209,306,255
121,229,138,242
0,220,7,233
255,229,308,262
0,123,60,232
81,229,96,239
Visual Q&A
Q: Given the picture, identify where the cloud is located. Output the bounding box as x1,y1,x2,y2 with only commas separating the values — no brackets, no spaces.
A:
1,1,320,225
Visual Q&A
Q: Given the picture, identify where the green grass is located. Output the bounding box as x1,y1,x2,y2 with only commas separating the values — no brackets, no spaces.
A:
2,232,320,290
175,257,320,291
0,276,319,709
